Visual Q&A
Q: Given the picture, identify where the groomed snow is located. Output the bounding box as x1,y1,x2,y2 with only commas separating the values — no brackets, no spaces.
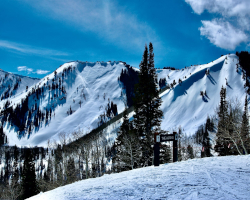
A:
28,155,250,200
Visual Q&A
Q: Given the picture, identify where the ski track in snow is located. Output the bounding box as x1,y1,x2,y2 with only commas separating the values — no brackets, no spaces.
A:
28,155,250,200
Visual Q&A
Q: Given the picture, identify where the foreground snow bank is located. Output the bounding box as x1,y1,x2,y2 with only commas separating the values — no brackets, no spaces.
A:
28,155,250,200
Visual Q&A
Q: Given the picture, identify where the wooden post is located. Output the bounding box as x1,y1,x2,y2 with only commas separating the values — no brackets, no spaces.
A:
154,132,160,166
173,132,178,162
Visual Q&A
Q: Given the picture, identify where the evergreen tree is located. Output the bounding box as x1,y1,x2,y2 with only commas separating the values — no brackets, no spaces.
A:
0,126,5,146
46,156,53,184
215,86,230,156
159,143,171,164
133,42,163,167
4,150,10,184
178,140,183,161
178,128,183,161
115,109,130,158
118,108,130,137
66,157,76,184
113,109,140,171
241,95,249,153
187,145,194,159
203,117,212,157
21,148,39,199
100,156,106,176
40,170,49,192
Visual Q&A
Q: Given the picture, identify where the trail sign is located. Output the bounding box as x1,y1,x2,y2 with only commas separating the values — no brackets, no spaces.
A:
160,134,178,142
154,132,178,166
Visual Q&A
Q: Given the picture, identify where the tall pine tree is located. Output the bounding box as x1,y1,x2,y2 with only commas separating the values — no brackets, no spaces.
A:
241,95,249,154
203,117,212,157
21,148,39,199
133,43,163,167
215,86,230,156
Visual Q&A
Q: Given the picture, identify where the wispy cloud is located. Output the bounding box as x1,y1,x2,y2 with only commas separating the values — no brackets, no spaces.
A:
17,66,50,75
0,40,68,57
22,0,160,52
36,69,50,75
185,0,250,50
17,66,33,74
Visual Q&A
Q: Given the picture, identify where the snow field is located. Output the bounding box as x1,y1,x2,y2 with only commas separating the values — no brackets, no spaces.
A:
28,155,250,200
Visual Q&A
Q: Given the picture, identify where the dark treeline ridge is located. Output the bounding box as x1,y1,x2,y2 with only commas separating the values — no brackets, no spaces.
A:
118,64,139,107
159,78,167,89
236,51,250,93
163,66,176,70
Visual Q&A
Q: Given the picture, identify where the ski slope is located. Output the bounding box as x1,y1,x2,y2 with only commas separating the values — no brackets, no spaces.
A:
28,155,250,200
158,54,246,134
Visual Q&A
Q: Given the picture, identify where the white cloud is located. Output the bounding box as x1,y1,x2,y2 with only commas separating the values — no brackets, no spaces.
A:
185,0,250,50
200,20,248,50
184,0,212,14
36,69,50,75
17,66,28,71
185,0,250,17
0,40,68,56
22,0,160,51
17,66,33,74
17,66,50,75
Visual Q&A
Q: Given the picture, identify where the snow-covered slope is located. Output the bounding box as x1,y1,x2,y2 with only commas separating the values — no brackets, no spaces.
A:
1,61,127,146
0,69,39,102
1,54,247,147
28,155,250,200
158,54,246,134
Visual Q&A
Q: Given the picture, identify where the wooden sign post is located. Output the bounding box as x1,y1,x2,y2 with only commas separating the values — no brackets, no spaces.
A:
154,133,160,166
154,132,178,166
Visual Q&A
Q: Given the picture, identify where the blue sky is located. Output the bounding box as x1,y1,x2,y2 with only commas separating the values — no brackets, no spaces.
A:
0,0,249,78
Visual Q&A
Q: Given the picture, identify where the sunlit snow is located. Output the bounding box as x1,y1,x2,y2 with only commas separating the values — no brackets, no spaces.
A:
28,155,250,200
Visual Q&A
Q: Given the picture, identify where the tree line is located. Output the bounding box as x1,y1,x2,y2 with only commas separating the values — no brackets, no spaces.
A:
215,86,249,155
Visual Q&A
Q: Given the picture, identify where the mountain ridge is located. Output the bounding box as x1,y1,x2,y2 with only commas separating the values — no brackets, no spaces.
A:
0,55,248,147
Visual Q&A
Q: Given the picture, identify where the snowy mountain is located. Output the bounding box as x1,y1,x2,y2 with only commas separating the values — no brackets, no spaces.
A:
0,54,247,147
0,69,40,102
27,154,250,200
158,54,246,134
1,61,128,147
